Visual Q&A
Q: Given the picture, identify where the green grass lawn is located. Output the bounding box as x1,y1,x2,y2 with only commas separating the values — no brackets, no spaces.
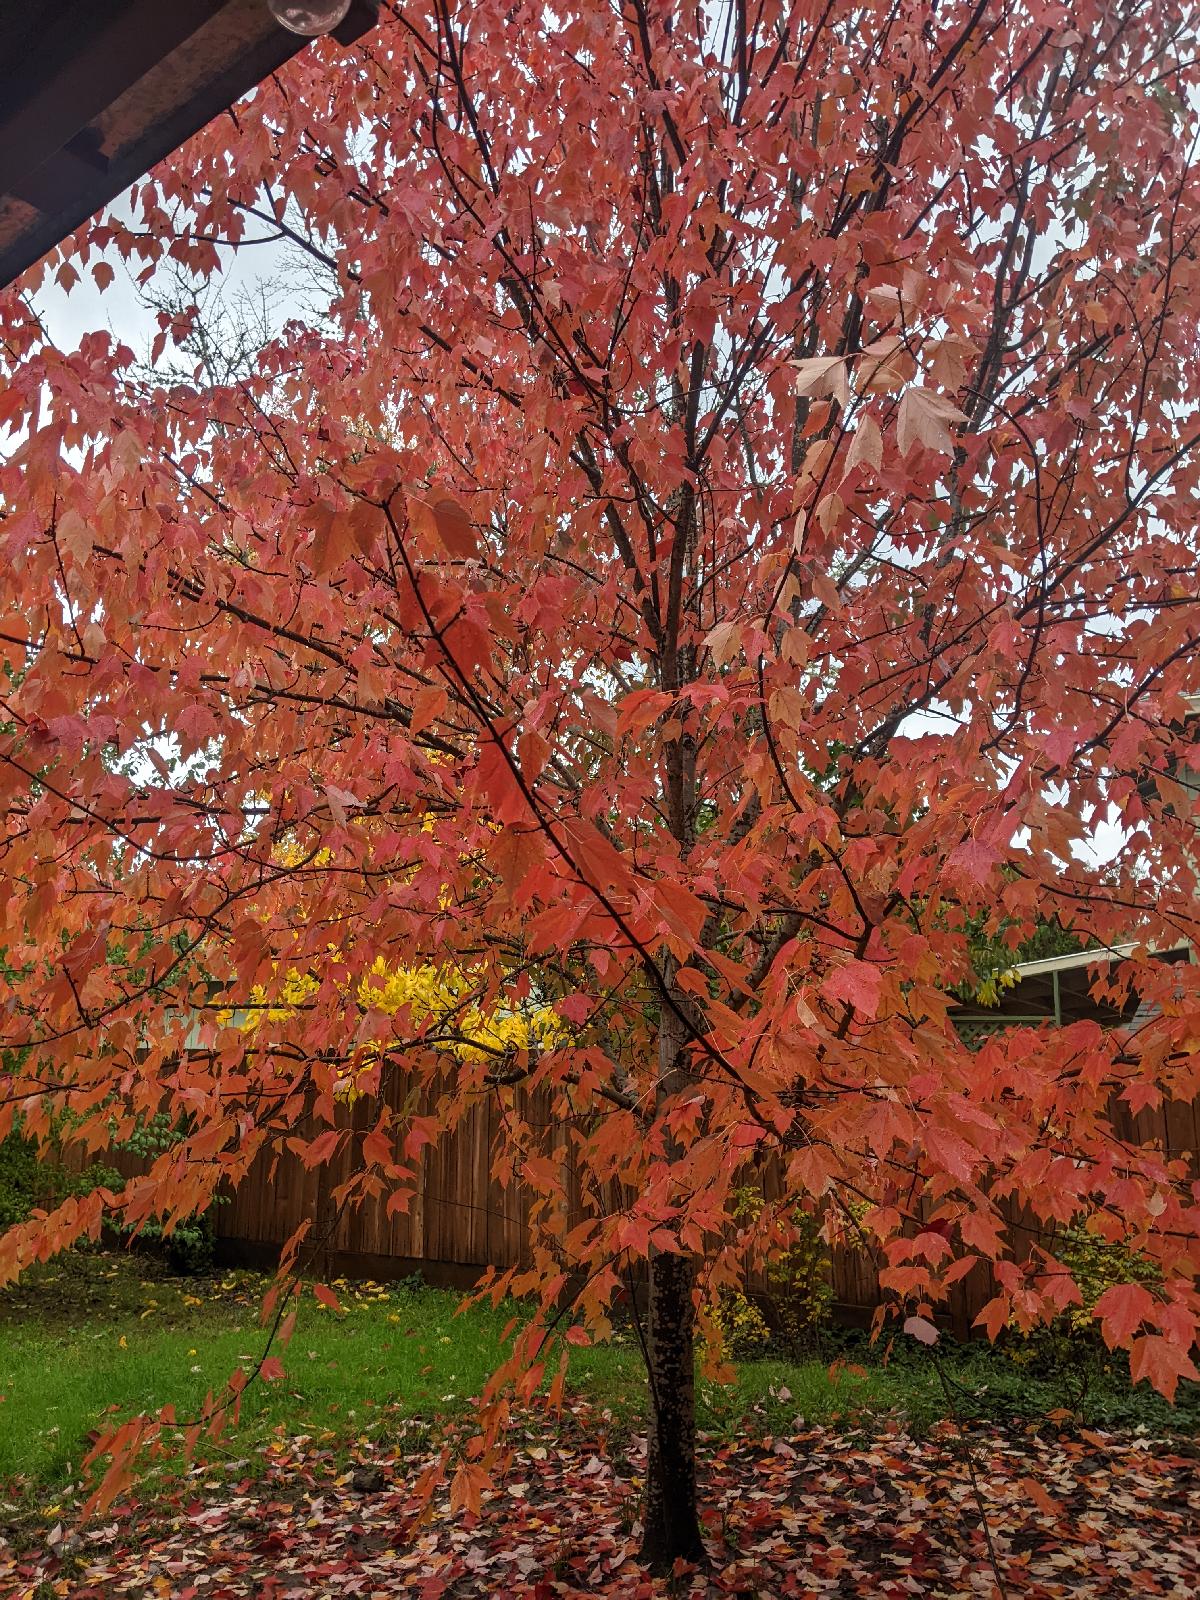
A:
1,1251,1195,1508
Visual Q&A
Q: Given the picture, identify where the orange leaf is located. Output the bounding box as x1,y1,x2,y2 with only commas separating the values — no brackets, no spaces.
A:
1019,1475,1062,1518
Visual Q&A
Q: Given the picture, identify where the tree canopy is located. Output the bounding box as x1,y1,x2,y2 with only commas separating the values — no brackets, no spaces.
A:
2,0,1200,1560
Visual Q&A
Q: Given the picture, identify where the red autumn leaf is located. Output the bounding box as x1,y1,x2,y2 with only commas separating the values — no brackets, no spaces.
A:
361,1127,395,1168
559,818,636,897
474,737,529,824
821,960,883,1019
293,1129,340,1170
449,1460,484,1518
1129,1335,1200,1403
1019,1475,1062,1518
1093,1282,1156,1349
652,878,708,947
410,492,478,559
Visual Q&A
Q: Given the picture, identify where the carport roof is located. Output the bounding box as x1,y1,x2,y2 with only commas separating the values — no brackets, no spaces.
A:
0,0,378,289
952,942,1192,1033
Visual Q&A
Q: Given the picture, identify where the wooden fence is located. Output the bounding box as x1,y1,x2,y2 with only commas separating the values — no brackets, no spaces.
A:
82,1072,1200,1338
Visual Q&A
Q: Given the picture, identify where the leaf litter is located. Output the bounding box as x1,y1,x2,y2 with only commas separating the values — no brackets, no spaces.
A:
3,1402,1196,1598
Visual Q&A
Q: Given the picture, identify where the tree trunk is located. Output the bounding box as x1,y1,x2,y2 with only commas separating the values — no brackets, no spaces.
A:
641,1247,706,1571
641,975,706,1571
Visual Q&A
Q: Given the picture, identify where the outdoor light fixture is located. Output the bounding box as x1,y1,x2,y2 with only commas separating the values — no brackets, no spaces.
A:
267,0,352,36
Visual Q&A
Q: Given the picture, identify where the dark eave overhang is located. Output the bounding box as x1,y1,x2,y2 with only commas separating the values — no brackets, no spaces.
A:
0,0,378,290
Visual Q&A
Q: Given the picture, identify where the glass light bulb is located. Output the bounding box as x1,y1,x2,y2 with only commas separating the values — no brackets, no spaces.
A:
267,0,352,37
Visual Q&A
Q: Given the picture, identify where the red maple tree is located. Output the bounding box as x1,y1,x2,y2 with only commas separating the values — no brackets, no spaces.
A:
2,0,1200,1566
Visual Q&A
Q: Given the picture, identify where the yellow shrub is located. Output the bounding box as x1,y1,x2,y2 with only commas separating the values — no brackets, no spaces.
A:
705,1290,771,1359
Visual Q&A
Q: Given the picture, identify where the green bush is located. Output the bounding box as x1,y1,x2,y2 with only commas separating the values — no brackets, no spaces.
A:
166,1211,217,1275
766,1205,834,1353
1,1120,217,1277
0,1134,42,1230
107,1210,217,1276
111,1110,182,1162
107,1112,220,1274
707,1188,834,1358
0,1133,122,1230
1053,1223,1161,1326
1003,1223,1162,1406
